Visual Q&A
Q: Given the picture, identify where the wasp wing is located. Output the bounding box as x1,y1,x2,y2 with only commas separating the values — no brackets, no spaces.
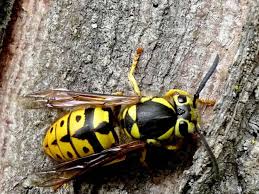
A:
25,89,140,108
26,141,145,190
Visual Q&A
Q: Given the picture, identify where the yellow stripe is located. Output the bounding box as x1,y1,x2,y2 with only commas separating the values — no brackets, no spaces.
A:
95,131,115,149
175,118,195,137
140,96,152,103
47,124,66,161
157,126,174,140
44,147,55,159
188,122,195,133
124,128,132,138
128,105,137,121
93,108,109,128
152,98,175,111
164,89,190,98
131,123,140,138
71,137,94,157
43,133,55,159
122,107,128,119
69,109,94,157
56,114,77,160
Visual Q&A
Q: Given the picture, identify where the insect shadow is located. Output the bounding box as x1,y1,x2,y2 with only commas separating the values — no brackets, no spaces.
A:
73,135,198,194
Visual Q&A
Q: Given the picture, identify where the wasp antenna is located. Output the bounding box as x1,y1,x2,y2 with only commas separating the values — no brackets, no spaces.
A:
193,54,219,106
196,125,219,178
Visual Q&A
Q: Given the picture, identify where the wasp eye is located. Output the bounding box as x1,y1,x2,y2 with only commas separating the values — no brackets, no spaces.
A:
178,95,187,103
179,120,188,136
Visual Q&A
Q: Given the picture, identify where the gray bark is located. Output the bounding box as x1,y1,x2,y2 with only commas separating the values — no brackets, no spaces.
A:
0,0,15,53
0,0,258,193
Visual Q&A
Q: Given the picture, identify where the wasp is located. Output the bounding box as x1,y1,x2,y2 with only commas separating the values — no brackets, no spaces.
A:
26,48,219,190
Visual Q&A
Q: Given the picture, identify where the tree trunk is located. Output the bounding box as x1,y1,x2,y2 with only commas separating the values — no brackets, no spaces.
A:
0,0,15,53
0,0,258,193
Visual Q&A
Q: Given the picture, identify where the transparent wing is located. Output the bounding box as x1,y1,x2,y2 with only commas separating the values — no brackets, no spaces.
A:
25,89,140,108
26,141,146,190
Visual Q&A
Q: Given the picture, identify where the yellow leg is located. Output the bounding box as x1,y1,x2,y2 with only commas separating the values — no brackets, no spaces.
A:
128,48,143,96
197,98,216,106
164,139,183,151
140,148,147,163
104,156,127,166
146,139,161,146
112,91,124,96
164,89,191,98
165,145,180,151
139,148,149,168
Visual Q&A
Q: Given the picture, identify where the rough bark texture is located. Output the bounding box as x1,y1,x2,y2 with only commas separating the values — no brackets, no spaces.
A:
0,0,258,194
0,0,15,53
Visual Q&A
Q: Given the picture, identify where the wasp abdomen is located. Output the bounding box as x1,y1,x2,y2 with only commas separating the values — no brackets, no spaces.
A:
43,107,118,161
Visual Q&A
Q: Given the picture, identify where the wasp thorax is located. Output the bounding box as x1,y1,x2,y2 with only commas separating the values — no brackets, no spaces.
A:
122,97,177,141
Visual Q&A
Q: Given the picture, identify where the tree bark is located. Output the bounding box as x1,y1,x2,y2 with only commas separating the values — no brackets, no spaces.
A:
0,0,15,53
0,0,258,194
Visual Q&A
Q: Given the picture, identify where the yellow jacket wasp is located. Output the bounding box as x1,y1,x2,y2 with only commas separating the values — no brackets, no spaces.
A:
26,48,219,190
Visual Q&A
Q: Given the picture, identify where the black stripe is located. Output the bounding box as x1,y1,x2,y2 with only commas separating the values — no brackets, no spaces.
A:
85,108,94,129
73,108,119,151
111,129,119,144
60,134,70,142
72,108,105,153
47,147,55,158
67,112,81,158
124,111,135,137
51,140,57,145
179,120,189,136
85,108,104,152
95,121,112,134
103,108,119,144
95,121,119,145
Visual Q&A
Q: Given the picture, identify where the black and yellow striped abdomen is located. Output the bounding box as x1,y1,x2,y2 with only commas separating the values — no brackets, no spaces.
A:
121,97,177,141
43,107,119,161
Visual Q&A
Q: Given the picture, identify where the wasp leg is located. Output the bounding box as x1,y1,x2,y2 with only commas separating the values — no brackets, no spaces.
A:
104,156,127,166
197,98,216,106
164,89,191,99
112,91,124,96
139,148,148,166
128,48,143,96
164,139,183,151
146,139,161,146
